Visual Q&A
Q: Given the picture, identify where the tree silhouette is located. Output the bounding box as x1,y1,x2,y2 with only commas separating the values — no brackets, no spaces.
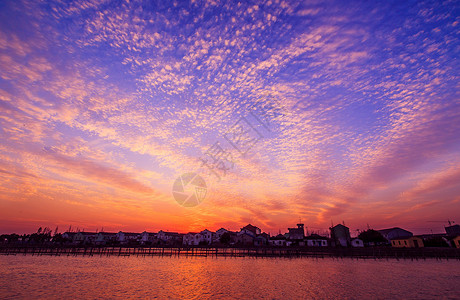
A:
358,229,387,244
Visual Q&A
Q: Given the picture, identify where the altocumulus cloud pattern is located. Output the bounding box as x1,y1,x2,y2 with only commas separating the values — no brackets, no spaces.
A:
0,0,459,233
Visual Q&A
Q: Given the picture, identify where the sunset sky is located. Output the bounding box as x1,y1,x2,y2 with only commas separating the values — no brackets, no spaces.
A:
0,0,459,235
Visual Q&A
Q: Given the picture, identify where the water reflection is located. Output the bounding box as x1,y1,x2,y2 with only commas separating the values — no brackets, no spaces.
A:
0,256,459,299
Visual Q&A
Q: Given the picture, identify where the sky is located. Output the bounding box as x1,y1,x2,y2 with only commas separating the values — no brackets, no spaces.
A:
0,0,459,235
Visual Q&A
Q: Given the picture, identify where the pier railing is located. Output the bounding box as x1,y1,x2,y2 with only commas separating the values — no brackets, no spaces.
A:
1,246,459,259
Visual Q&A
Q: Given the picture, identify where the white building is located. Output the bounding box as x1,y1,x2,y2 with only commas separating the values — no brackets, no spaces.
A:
182,230,215,246
156,230,182,244
305,234,328,247
239,224,261,237
214,228,229,243
116,231,140,244
95,232,116,245
73,232,97,244
183,232,202,246
200,229,214,245
62,232,76,242
140,231,156,244
269,234,286,246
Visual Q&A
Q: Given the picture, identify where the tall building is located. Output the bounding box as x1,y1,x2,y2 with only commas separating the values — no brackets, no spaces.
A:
287,223,305,240
330,224,351,247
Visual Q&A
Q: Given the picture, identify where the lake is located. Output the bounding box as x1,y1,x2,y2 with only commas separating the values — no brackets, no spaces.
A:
1,256,459,299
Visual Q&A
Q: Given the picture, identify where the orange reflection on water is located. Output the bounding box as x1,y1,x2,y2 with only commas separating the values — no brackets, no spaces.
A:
1,255,460,299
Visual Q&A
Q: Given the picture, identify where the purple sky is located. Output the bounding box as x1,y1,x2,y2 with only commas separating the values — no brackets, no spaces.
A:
0,0,459,235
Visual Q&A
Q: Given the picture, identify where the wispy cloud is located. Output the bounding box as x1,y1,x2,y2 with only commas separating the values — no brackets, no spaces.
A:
0,0,458,233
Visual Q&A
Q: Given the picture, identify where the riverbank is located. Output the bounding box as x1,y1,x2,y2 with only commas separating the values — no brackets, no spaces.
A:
1,246,459,260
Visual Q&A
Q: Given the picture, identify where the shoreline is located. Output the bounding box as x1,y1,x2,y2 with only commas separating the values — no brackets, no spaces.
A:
1,246,459,260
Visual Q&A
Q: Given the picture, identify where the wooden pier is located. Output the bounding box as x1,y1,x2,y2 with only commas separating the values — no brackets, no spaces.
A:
1,246,459,260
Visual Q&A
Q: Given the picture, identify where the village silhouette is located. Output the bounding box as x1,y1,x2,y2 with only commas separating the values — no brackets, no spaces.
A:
2,221,460,250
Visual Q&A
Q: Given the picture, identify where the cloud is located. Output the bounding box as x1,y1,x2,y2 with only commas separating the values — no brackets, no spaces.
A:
40,146,157,195
0,0,458,233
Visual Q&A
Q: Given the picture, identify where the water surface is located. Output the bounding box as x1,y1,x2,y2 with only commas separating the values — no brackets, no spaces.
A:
1,256,459,299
